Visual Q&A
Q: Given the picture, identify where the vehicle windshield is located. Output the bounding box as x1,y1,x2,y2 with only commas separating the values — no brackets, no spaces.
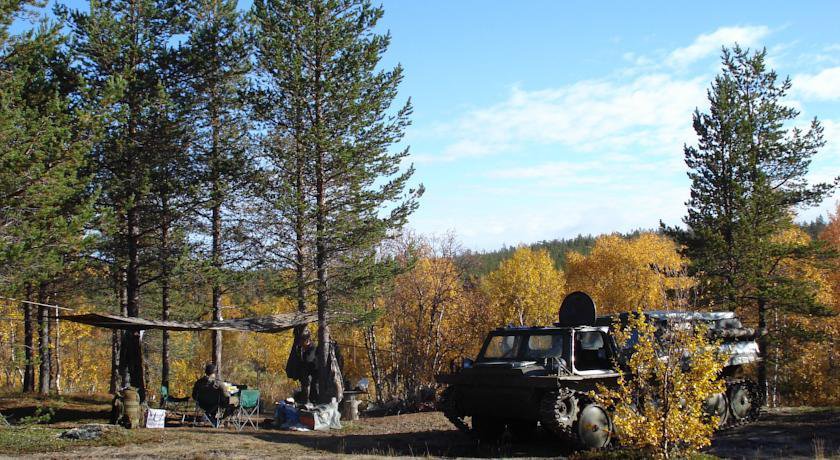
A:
482,335,521,359
480,333,566,361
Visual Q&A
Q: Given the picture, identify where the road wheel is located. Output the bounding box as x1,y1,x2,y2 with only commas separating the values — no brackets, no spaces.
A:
472,416,505,442
728,382,754,422
507,419,537,442
574,404,613,449
704,391,729,428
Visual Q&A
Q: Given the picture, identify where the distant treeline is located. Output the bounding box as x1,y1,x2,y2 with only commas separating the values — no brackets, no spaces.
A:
462,217,830,277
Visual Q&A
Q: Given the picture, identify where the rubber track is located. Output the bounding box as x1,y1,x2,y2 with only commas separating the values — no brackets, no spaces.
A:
538,389,578,442
720,378,762,430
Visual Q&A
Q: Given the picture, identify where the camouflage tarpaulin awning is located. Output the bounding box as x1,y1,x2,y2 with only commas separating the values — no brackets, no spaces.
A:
59,311,319,333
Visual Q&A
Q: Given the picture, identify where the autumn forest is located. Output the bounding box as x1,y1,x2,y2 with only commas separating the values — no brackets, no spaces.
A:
2,0,840,423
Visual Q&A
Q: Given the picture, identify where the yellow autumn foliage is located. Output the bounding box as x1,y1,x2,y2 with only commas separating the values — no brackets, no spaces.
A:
481,247,565,326
161,296,300,403
594,310,727,459
769,222,840,406
3,222,839,414
56,301,111,394
565,233,695,314
385,251,472,398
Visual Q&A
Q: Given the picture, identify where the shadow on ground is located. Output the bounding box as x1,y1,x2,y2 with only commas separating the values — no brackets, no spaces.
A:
708,407,840,459
0,395,111,425
248,428,574,458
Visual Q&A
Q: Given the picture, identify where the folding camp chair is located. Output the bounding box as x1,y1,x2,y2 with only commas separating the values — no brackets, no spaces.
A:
193,402,222,428
160,385,191,425
232,389,260,431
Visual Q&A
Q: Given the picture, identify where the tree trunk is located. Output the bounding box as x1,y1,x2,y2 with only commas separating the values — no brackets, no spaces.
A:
313,9,331,402
37,284,51,395
364,324,384,402
757,297,768,405
124,197,147,401
315,161,329,401
118,0,145,402
22,283,35,392
110,269,126,393
53,307,61,394
161,200,171,389
120,330,146,401
314,138,330,400
126,201,141,320
211,202,223,379
210,97,224,380
110,329,120,393
292,134,307,342
8,322,17,390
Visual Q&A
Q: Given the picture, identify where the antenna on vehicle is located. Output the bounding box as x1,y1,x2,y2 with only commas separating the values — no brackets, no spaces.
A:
556,291,597,327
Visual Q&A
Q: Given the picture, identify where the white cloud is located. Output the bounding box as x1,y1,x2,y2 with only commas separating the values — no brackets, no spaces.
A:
413,139,506,163
666,26,771,68
487,161,597,180
424,74,705,163
821,119,840,153
411,179,690,250
406,24,840,249
417,26,784,164
794,67,840,100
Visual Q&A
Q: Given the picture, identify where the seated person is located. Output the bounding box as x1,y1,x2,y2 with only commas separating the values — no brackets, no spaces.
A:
192,363,236,426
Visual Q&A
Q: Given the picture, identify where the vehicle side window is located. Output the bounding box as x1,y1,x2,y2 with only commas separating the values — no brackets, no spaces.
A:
574,331,613,371
523,334,564,360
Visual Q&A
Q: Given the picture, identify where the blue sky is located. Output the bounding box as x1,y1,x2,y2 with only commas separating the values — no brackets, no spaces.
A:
17,1,840,250
375,1,840,249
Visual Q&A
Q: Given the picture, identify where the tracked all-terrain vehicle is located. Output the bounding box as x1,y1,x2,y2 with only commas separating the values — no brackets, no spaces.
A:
435,292,762,449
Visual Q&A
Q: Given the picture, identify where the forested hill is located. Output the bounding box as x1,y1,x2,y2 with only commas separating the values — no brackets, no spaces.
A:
460,234,595,276
459,217,829,277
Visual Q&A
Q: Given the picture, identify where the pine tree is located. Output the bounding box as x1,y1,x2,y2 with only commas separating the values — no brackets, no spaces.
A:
252,0,422,401
183,0,253,380
146,75,194,390
65,0,187,401
1,1,97,393
664,46,838,399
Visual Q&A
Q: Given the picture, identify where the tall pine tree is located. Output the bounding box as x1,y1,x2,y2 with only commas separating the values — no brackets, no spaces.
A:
146,72,194,390
252,0,422,401
184,0,253,380
665,46,838,400
1,1,97,393
66,0,187,401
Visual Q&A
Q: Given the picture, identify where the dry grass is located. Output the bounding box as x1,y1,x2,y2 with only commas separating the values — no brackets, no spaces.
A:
2,394,839,458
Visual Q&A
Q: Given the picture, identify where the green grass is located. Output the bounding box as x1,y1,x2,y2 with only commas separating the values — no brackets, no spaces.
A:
0,426,163,455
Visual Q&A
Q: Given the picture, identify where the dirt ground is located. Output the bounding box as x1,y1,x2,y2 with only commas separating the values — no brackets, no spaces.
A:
708,407,840,459
0,407,835,459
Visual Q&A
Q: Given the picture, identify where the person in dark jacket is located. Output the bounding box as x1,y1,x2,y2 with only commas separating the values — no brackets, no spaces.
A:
285,329,318,404
192,363,233,426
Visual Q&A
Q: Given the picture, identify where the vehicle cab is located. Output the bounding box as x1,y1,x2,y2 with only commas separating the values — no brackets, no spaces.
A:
474,325,617,376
